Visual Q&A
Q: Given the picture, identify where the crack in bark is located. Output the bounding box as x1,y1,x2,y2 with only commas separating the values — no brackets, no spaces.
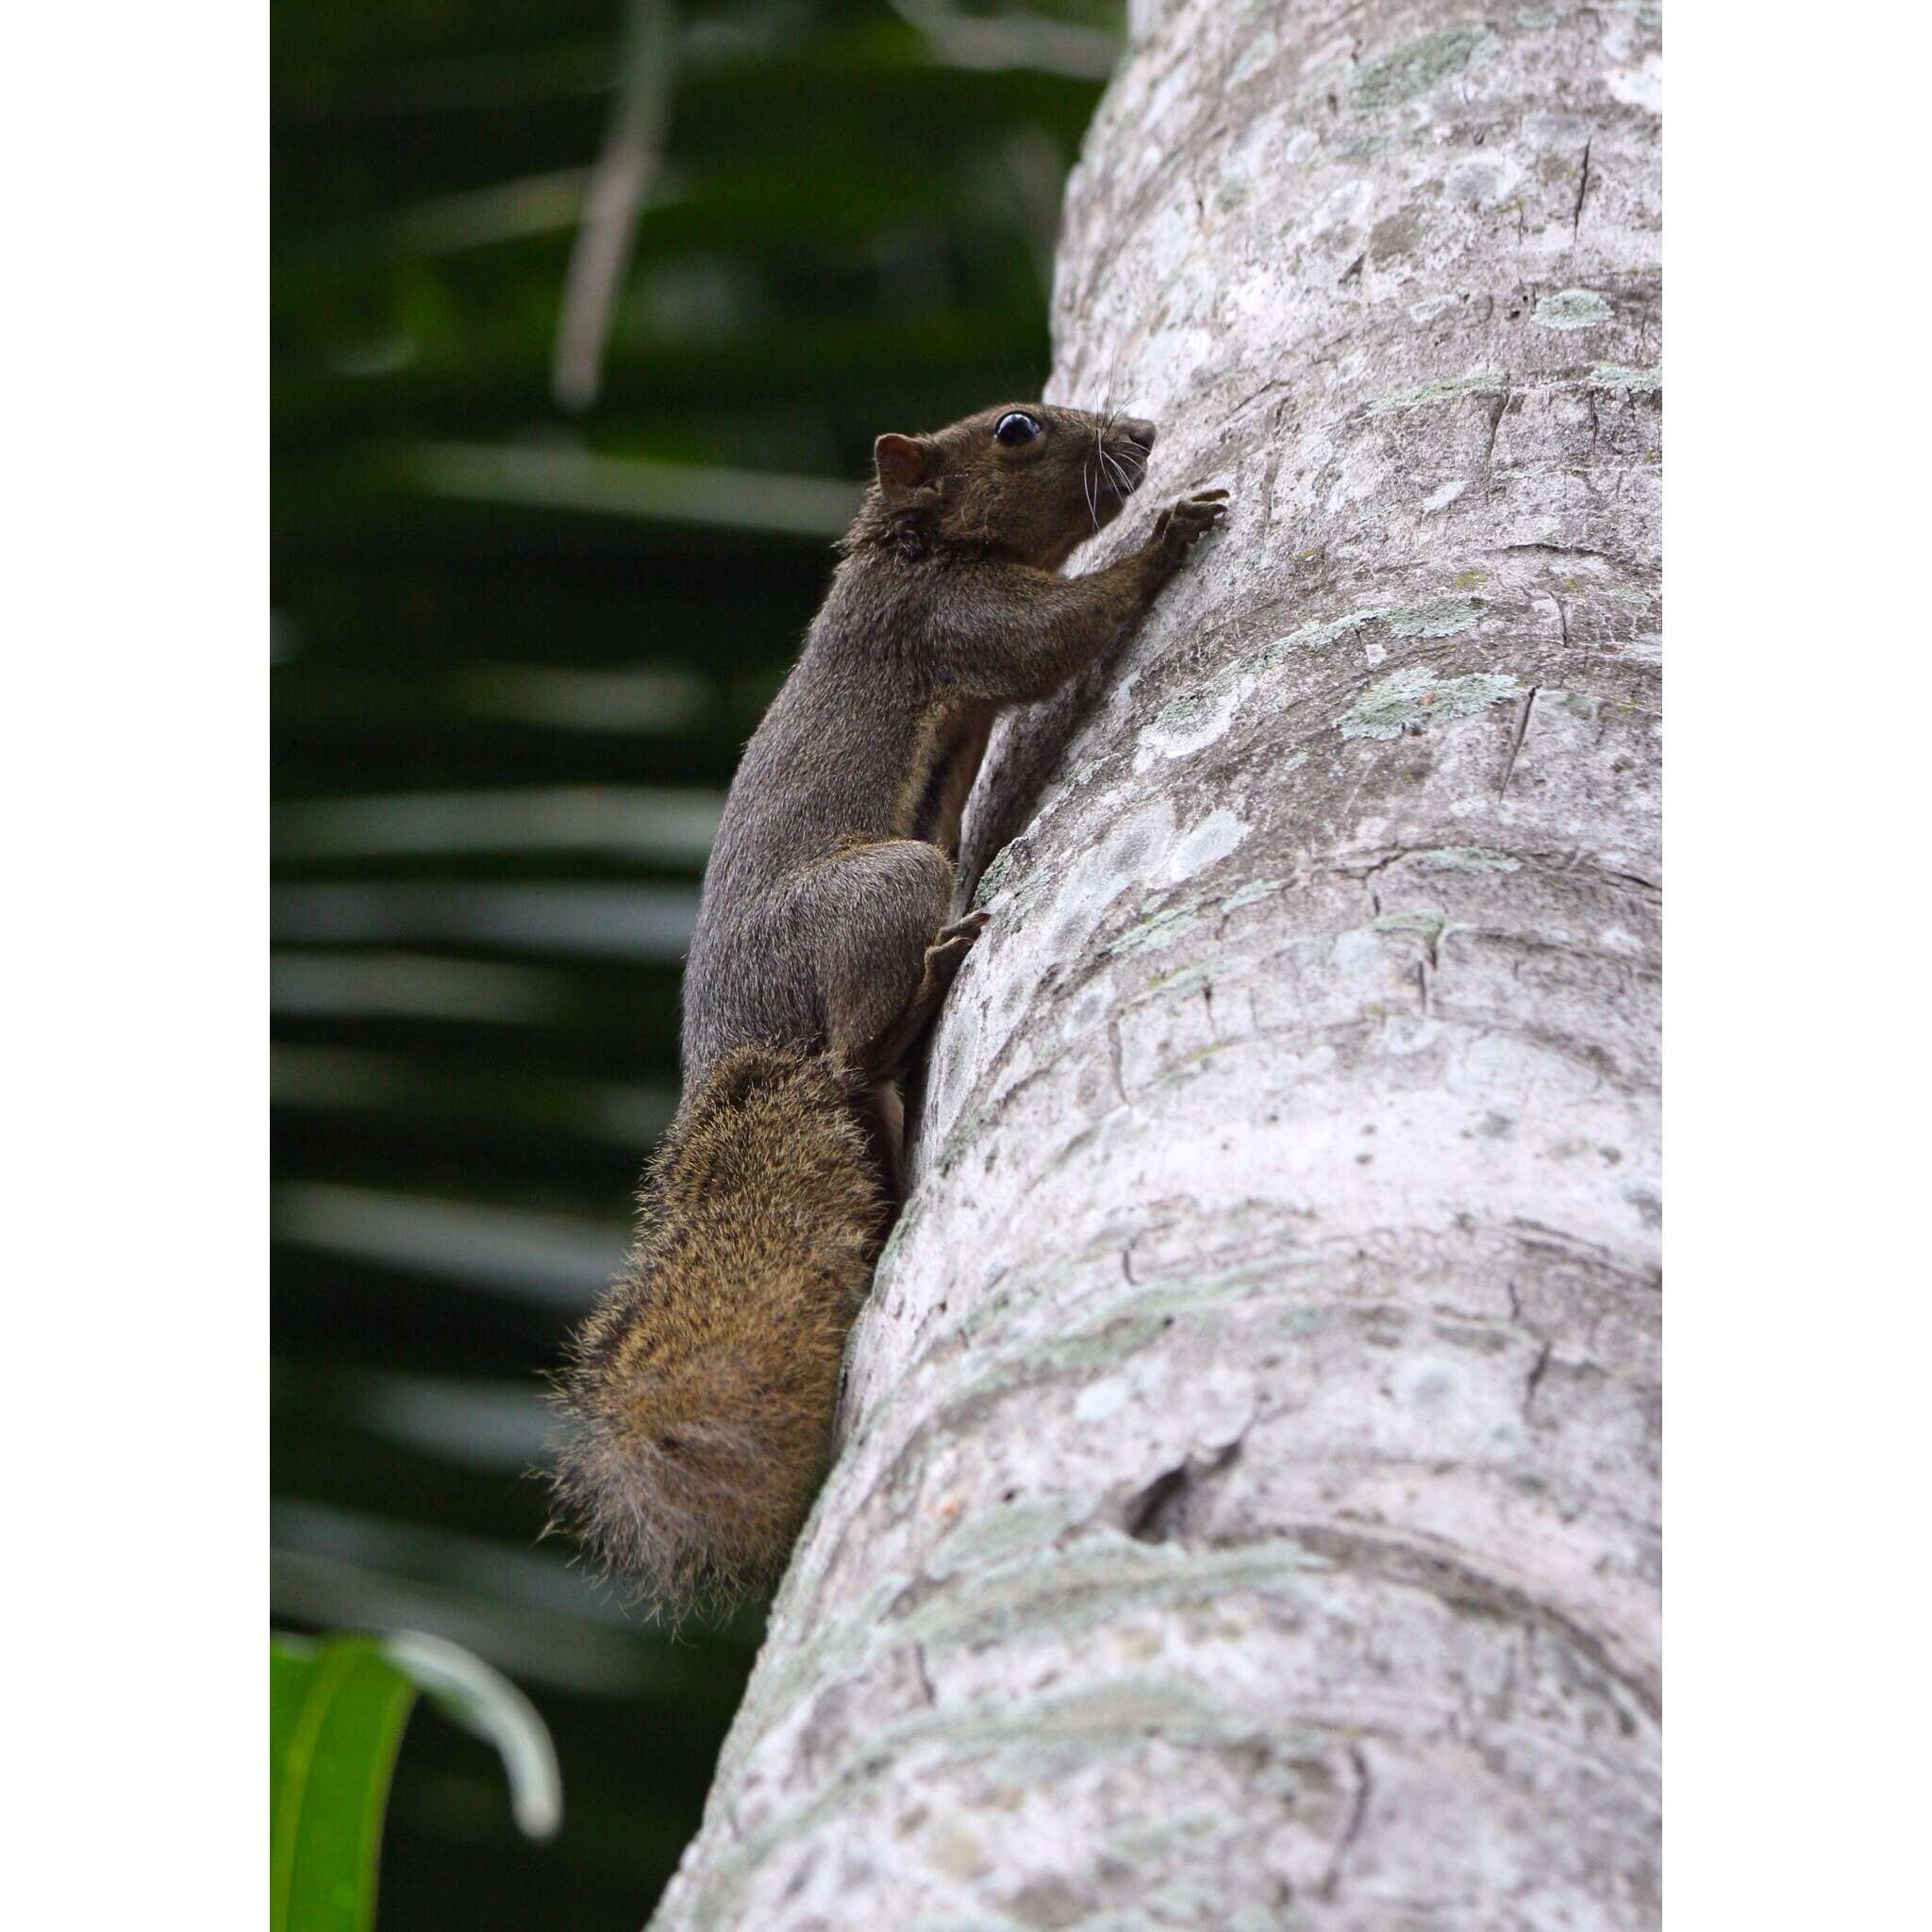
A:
1490,540,1618,561
1523,1338,1554,1417
1225,375,1292,420
1571,139,1591,242
1481,388,1510,470
1498,686,1538,798
1287,1522,1661,1723
1124,1465,1191,1542
1320,1742,1374,1901
1107,1017,1130,1108
1123,1440,1243,1545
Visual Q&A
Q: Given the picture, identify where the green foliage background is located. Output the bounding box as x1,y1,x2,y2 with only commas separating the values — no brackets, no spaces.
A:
273,3,1113,1924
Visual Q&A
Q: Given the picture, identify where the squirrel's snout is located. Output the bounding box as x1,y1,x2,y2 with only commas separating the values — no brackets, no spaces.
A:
1101,417,1156,502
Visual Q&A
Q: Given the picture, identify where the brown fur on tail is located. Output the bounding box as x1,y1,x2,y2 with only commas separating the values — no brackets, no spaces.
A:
552,1045,886,1618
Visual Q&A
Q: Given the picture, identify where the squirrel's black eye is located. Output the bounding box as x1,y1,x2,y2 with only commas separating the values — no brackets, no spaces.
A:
994,410,1041,446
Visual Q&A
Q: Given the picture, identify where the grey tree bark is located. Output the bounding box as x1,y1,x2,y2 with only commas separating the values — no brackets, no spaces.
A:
653,2,1660,1925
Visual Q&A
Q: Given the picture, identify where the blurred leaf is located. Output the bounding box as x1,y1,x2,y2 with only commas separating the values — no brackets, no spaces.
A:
554,0,679,409
887,0,1120,78
271,880,699,958
275,1184,625,1306
274,786,724,863
390,440,859,538
379,1632,563,1840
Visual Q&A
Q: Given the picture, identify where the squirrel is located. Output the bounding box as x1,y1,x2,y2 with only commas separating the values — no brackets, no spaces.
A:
552,402,1228,1615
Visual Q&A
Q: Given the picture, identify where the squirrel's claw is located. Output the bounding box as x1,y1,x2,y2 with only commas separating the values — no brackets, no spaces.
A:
1154,490,1231,557
927,909,991,977
933,909,991,948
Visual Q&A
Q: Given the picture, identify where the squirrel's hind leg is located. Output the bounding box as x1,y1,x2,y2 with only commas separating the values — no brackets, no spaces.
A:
796,838,981,1085
856,908,990,1084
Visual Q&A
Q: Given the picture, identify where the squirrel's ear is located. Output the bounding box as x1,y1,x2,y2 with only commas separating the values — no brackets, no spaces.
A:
873,433,930,492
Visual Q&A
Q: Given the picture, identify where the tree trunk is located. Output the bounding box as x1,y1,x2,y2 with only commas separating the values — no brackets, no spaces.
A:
651,2,1660,1925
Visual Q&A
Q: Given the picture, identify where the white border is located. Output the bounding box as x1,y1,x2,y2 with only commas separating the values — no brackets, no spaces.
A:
6,2,1930,1921
1672,6,1928,1925
6,5,264,1916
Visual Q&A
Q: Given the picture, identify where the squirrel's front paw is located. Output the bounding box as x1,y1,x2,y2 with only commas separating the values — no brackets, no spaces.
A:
1154,489,1230,565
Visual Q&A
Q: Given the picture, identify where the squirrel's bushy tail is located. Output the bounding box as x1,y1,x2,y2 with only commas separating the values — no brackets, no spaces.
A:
552,1045,885,1617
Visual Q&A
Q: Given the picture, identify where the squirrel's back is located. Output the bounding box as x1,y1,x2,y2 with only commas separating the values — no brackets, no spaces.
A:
553,1044,885,1614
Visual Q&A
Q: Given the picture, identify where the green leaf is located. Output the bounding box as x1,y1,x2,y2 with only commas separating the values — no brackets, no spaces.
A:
271,1631,562,1932
271,1636,416,1932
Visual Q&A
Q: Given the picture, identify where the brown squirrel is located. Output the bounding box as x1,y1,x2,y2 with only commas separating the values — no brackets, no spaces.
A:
552,402,1227,1614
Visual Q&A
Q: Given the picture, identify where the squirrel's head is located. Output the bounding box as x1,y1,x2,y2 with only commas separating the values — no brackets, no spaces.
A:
857,402,1158,567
